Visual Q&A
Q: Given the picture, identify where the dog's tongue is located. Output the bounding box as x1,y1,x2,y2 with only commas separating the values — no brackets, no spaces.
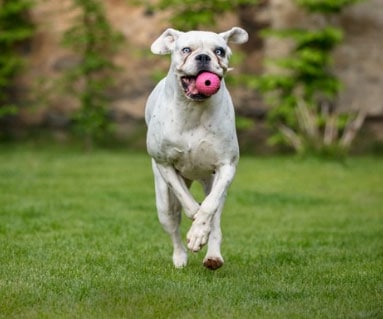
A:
188,78,199,95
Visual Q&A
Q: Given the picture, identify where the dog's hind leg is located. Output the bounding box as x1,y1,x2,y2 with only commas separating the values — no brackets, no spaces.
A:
153,162,188,268
200,178,224,270
203,201,225,270
154,162,200,219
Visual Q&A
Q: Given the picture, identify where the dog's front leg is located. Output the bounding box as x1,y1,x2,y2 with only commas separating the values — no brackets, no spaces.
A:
154,161,200,219
186,164,236,253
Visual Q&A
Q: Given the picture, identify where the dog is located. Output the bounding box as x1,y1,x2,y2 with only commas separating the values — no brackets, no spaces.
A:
145,27,248,270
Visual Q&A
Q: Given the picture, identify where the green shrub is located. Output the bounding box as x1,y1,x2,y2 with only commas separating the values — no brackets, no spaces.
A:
0,0,34,130
254,0,366,156
152,0,258,30
61,0,123,150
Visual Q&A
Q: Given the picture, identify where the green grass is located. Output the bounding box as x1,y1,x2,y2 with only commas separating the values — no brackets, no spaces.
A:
0,145,382,318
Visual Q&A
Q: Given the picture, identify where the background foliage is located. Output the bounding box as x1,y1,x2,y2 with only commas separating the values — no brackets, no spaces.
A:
246,0,366,156
153,0,258,30
60,0,123,150
0,0,34,135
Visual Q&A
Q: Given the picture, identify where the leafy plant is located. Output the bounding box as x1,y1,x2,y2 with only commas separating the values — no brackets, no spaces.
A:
254,0,366,156
61,0,123,150
276,93,366,156
0,0,34,133
295,0,363,13
152,0,258,30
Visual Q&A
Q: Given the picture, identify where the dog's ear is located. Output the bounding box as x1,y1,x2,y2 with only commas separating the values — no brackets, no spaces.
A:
219,27,248,44
151,28,184,55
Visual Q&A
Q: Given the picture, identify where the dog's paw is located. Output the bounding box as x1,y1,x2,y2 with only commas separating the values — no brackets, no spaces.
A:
186,221,211,252
203,256,224,270
173,249,188,268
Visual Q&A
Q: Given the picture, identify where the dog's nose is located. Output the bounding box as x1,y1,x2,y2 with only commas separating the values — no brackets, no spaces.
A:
195,54,211,63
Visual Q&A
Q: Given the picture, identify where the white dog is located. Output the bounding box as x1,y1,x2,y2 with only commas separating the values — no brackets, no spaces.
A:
145,27,248,269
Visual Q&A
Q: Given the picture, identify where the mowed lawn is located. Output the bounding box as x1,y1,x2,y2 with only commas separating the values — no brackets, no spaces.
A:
0,145,382,318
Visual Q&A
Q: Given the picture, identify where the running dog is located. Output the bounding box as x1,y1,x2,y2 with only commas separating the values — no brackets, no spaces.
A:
145,27,248,269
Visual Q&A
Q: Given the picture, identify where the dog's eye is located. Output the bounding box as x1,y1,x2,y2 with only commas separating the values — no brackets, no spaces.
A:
182,47,192,54
215,48,225,57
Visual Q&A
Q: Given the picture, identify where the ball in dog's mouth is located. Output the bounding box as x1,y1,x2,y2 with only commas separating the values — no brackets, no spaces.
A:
181,72,221,101
195,72,221,96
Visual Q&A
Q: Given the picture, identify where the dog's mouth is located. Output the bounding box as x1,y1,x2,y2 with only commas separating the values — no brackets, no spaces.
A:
181,75,207,101
180,72,221,101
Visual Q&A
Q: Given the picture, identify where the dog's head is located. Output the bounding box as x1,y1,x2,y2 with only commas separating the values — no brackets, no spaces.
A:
151,27,248,101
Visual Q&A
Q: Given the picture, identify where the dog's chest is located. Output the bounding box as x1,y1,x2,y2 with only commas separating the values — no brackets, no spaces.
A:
165,127,221,178
150,122,236,180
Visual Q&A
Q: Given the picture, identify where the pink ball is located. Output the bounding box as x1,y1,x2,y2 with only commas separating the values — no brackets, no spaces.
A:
195,72,221,96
